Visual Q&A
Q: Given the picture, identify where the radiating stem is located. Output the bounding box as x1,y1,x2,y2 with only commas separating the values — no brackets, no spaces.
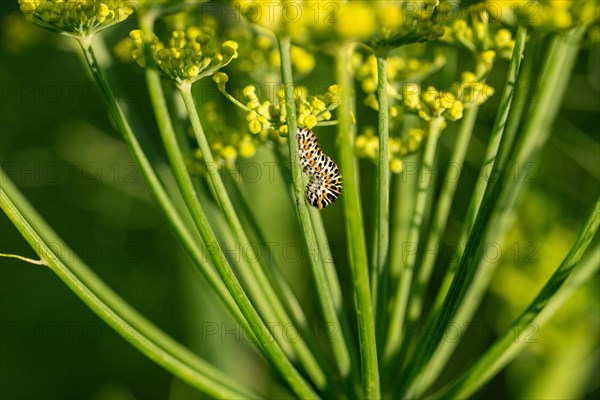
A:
174,82,320,399
437,198,600,399
278,35,355,392
335,41,381,400
1,174,260,400
400,26,529,398
384,115,444,363
407,102,481,326
372,54,391,350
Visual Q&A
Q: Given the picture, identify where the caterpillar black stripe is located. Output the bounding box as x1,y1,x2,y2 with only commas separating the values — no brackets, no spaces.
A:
296,127,343,209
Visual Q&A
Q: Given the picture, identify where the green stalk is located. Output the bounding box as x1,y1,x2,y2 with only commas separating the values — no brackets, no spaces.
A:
224,165,346,392
431,54,534,313
335,41,381,399
372,54,391,348
0,175,260,400
278,35,355,390
79,30,318,399
272,146,359,391
399,26,529,398
411,26,585,398
175,83,321,400
388,117,420,290
437,199,600,399
225,166,310,333
418,29,588,395
407,103,481,325
77,36,247,327
384,115,444,363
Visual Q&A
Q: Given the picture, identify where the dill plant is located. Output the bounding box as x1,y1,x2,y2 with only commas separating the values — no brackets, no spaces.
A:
2,1,599,399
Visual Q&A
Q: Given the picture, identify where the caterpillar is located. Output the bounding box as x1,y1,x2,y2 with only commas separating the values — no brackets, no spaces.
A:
296,127,343,209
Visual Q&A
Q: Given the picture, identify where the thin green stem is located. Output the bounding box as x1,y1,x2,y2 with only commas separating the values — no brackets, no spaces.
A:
407,103,481,326
408,26,585,398
372,54,391,352
225,165,345,390
272,146,359,393
278,35,355,391
175,82,320,400
335,41,381,400
136,18,322,396
399,26,529,398
176,76,332,389
217,85,251,112
431,55,533,314
415,29,588,396
437,198,600,399
77,34,252,331
0,253,47,266
384,115,444,363
0,174,260,400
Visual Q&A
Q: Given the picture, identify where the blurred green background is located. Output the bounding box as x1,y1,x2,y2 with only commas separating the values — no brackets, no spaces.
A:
1,1,599,399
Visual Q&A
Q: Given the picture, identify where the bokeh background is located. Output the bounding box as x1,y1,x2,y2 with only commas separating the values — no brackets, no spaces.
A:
1,1,599,399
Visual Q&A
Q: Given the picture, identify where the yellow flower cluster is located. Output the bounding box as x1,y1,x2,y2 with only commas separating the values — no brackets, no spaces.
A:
18,0,133,37
129,27,239,85
355,127,425,174
237,0,443,48
486,0,599,31
439,11,515,72
457,71,495,108
403,84,464,122
355,51,447,111
241,84,340,139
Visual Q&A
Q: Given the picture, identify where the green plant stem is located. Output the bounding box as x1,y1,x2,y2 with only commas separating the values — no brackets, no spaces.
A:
335,41,380,400
384,115,444,363
224,166,309,332
278,35,355,390
412,26,584,398
0,253,47,265
134,15,320,397
176,84,320,399
224,165,344,390
388,117,420,291
84,30,249,333
399,26,529,398
272,146,359,392
416,28,587,396
407,103,481,325
431,56,533,313
437,198,600,399
0,174,260,400
372,54,391,350
78,33,260,332
174,75,331,390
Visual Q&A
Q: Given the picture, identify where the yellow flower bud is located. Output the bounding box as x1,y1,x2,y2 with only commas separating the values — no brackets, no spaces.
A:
222,145,237,161
390,158,403,174
304,115,318,129
187,65,200,78
213,72,229,84
249,119,263,134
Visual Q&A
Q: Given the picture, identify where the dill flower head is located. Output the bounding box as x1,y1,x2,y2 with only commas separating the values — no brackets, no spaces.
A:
18,0,133,38
485,0,599,31
240,83,340,139
438,7,516,72
403,84,464,122
129,27,239,86
238,0,443,50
